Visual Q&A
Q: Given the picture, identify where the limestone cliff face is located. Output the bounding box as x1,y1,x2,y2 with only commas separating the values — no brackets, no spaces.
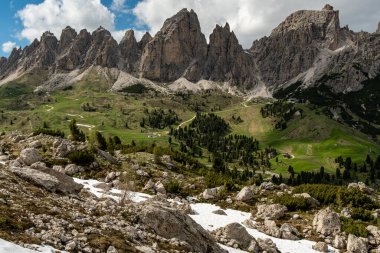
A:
84,27,120,68
251,5,348,90
203,23,256,89
139,9,208,82
57,29,92,71
119,30,139,73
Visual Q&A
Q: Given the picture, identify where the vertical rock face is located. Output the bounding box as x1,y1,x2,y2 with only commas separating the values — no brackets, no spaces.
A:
119,30,139,72
377,22,380,34
140,8,207,82
58,26,77,53
57,29,92,71
203,23,255,88
251,5,343,89
84,27,120,68
138,32,152,51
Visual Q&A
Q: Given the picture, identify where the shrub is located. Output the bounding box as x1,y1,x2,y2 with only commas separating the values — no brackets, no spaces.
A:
351,208,374,221
165,180,182,194
293,184,341,205
69,119,85,142
274,194,312,211
33,128,65,138
341,217,369,237
67,150,95,166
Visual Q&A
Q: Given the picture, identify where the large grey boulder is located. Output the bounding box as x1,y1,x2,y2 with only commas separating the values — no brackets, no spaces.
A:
20,148,42,166
10,166,82,194
347,234,368,253
367,225,380,245
312,242,328,252
312,207,341,236
256,204,287,220
136,201,226,253
333,235,347,249
235,186,254,201
202,186,223,200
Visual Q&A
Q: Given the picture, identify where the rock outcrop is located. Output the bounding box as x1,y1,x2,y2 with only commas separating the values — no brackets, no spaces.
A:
347,234,368,253
136,201,226,253
377,22,380,34
312,207,341,236
256,204,287,220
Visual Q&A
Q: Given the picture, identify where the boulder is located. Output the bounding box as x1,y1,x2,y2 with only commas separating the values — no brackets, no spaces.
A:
347,234,368,253
293,193,320,207
219,223,254,249
54,139,76,157
212,209,227,215
279,223,300,240
312,242,328,252
256,204,287,220
367,225,380,244
202,186,223,200
106,246,118,253
136,201,226,253
235,186,254,201
257,238,279,253
64,164,79,176
259,182,277,191
333,235,347,249
29,140,42,148
19,148,42,166
312,207,341,236
10,166,82,194
261,220,281,238
154,181,166,194
348,182,375,194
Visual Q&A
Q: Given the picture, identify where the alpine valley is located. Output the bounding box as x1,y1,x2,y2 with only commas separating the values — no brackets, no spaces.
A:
0,4,380,253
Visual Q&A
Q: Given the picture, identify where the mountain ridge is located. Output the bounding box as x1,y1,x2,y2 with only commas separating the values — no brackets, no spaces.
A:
0,5,379,127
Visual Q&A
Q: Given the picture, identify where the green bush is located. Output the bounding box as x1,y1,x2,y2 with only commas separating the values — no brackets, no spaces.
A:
67,150,95,166
341,217,369,237
293,184,341,205
351,207,374,221
293,184,379,210
274,194,312,211
165,180,182,194
33,128,64,138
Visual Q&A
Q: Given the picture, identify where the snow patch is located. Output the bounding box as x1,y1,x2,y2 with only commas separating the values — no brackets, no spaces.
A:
73,178,151,203
190,203,338,253
0,238,66,253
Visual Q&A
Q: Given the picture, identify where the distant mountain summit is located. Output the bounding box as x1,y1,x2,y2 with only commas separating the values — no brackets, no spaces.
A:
0,5,379,126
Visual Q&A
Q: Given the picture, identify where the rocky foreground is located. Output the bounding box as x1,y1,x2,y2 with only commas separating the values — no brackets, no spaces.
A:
0,132,379,253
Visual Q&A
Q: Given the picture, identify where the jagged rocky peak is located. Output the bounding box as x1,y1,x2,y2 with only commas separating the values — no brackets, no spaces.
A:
119,29,139,72
204,22,256,88
58,26,77,52
84,26,120,68
140,8,207,82
40,31,58,51
138,32,152,50
270,4,341,48
57,29,91,71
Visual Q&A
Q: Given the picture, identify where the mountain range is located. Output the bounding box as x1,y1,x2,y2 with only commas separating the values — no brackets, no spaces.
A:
0,4,379,127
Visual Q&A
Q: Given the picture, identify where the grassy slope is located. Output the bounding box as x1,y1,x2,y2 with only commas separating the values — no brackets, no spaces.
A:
1,70,379,175
217,103,380,174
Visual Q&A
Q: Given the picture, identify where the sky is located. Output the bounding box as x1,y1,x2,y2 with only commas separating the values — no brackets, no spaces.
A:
1,0,380,57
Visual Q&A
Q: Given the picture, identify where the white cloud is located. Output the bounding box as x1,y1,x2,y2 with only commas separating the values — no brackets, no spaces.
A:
133,0,380,48
2,41,18,53
111,0,126,10
17,0,116,42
